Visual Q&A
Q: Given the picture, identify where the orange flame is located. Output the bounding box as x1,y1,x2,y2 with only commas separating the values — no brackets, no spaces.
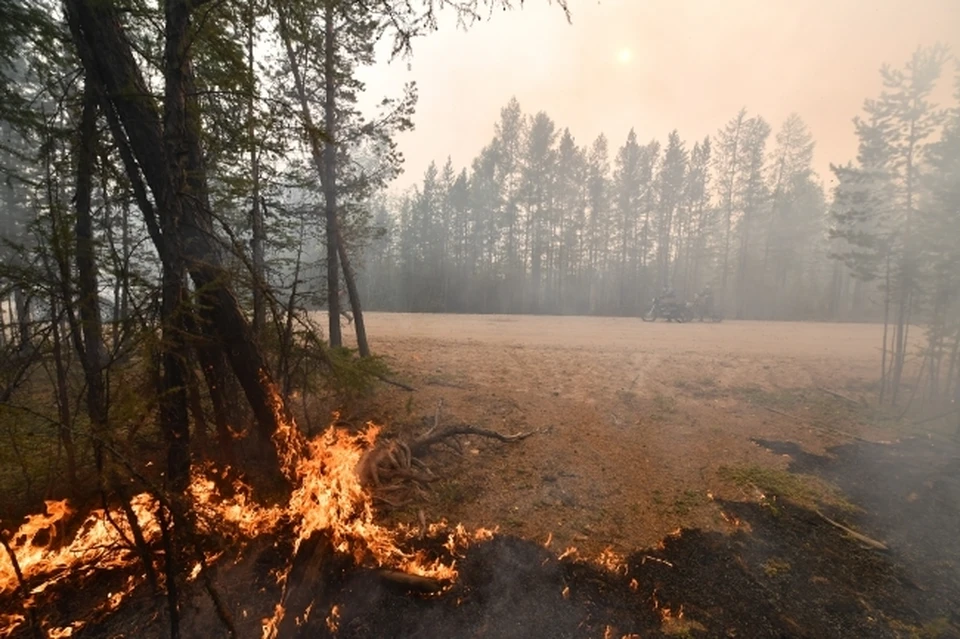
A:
558,546,578,561
2,394,489,636
325,604,340,632
595,547,627,575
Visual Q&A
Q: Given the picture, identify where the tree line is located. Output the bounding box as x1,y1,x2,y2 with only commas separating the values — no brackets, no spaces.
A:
360,46,960,407
360,100,838,319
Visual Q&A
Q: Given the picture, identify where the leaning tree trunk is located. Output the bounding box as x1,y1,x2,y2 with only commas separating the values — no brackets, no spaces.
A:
66,0,292,476
322,5,369,358
336,225,370,357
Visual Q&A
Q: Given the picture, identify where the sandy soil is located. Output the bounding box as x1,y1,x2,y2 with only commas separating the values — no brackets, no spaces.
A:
336,313,900,556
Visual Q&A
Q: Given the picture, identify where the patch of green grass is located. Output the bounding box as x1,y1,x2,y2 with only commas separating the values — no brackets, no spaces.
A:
718,464,856,512
671,489,705,515
761,558,791,577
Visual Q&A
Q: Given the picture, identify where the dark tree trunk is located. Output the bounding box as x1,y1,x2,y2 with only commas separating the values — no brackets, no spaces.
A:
14,287,29,351
49,299,77,489
322,5,342,348
278,5,346,349
74,83,109,473
183,311,237,464
336,231,370,357
248,0,266,339
67,0,291,476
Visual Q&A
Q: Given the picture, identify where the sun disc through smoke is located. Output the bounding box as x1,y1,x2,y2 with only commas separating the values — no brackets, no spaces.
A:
617,48,632,64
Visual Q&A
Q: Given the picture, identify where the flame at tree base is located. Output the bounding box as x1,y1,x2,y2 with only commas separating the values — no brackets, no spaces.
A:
0,397,637,639
0,413,476,638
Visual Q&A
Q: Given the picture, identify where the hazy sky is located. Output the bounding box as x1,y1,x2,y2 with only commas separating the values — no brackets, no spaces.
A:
359,0,960,194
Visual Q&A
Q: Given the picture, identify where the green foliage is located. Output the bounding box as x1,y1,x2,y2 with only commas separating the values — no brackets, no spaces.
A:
320,345,391,399
719,464,855,512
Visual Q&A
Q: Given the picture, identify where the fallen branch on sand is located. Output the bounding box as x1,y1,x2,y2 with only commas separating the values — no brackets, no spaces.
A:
817,386,862,406
410,424,537,457
375,373,415,392
814,510,888,551
759,405,876,444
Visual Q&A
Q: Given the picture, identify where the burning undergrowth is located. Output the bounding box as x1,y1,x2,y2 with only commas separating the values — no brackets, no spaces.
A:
2,417,958,638
0,410,519,637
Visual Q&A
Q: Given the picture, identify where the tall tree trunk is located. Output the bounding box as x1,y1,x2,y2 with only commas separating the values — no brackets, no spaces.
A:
67,0,293,473
160,0,193,493
74,83,109,474
322,6,342,348
248,0,266,339
720,119,742,303
276,6,342,348
49,299,77,489
879,252,891,404
14,287,29,351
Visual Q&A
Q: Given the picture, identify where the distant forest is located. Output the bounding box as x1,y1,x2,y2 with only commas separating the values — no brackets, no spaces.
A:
359,46,959,329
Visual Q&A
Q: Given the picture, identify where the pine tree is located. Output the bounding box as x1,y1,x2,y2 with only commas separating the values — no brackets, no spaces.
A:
831,45,949,403
734,115,771,318
655,130,687,291
586,134,611,312
612,129,643,313
714,108,748,305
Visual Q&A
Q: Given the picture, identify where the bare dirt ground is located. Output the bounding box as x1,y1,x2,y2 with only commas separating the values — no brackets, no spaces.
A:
338,314,903,556
8,314,958,638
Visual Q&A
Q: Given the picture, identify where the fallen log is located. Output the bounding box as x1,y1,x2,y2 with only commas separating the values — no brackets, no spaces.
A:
376,568,447,593
814,510,888,551
410,424,537,458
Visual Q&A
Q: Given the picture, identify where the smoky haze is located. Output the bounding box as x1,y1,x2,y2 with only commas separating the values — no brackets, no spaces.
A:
354,0,960,322
363,0,960,190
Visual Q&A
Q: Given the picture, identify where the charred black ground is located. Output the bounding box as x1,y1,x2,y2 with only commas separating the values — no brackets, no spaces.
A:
3,435,958,638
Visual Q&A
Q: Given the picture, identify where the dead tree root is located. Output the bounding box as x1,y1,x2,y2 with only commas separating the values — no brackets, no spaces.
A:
356,422,538,506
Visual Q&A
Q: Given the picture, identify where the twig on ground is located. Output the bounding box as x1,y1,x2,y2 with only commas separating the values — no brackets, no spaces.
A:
641,555,674,568
422,399,443,438
759,405,875,444
375,373,415,392
904,405,960,428
814,510,888,551
817,386,861,405
425,379,470,390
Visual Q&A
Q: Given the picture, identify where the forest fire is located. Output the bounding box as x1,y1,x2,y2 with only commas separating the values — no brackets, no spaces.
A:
0,412,472,638
0,494,159,598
